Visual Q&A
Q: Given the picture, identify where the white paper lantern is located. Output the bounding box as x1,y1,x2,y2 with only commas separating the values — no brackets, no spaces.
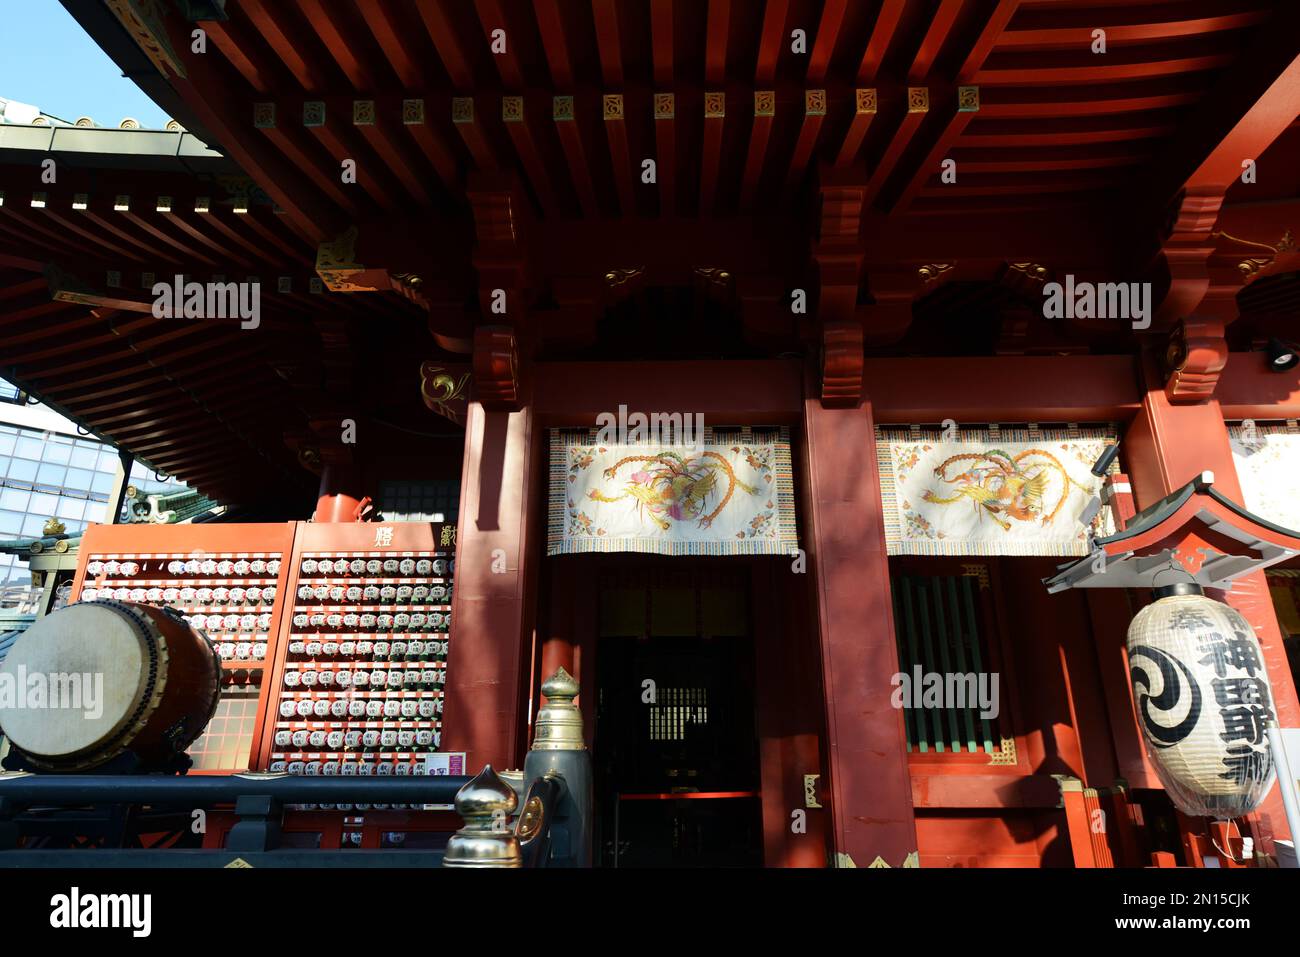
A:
1127,584,1277,819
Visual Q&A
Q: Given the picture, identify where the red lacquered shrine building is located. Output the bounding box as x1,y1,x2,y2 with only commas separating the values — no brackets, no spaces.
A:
2,0,1300,867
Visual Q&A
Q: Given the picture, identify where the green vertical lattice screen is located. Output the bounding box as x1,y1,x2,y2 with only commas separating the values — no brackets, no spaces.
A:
890,573,1006,755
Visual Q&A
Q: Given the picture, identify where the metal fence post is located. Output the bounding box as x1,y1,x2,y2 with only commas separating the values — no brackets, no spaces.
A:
523,667,593,867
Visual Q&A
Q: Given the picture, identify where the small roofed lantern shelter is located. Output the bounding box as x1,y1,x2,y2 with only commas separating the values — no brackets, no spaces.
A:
1046,472,1300,852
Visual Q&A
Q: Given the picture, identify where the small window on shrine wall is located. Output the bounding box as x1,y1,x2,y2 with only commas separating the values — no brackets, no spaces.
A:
888,558,1018,763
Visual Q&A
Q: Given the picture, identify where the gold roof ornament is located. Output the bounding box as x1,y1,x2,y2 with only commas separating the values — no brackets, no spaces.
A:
531,667,585,752
443,764,522,868
42,517,66,537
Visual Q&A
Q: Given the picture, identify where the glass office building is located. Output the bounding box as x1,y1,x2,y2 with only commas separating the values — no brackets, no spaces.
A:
0,379,187,588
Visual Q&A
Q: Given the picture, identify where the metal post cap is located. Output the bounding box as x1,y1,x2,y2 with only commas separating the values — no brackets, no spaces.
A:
443,765,522,868
531,667,586,751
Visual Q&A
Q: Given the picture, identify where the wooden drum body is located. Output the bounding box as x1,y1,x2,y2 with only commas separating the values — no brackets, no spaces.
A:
0,599,221,772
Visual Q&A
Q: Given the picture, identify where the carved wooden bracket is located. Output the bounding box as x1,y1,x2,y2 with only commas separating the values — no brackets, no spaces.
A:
1164,318,1228,403
813,181,866,407
473,326,519,411
821,318,864,408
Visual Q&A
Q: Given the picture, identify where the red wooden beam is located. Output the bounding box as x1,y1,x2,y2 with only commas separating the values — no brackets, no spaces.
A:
0,208,101,261
807,0,848,85
862,88,929,206
651,0,673,87
418,1,476,90
159,209,256,269
957,0,1020,81
700,92,725,215
352,100,439,207
357,0,426,89
0,277,47,301
452,97,500,171
502,96,562,219
117,212,219,267
239,0,323,92
475,0,525,89
295,0,376,90
591,0,623,87
787,90,826,188
202,16,271,93
890,87,981,213
975,53,1235,85
401,98,460,187
739,92,775,210
654,93,676,217
552,96,599,218
30,208,142,263
534,0,574,89
254,103,367,219
705,0,730,85
999,11,1269,50
858,0,906,83
302,101,401,212
74,206,179,263
755,0,788,86
207,209,300,265
907,0,963,82
603,94,636,216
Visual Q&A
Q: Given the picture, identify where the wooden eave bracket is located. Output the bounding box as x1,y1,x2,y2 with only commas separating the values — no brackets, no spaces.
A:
472,326,519,412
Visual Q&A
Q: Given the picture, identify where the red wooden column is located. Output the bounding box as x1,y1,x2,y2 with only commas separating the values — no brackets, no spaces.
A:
1124,358,1300,847
441,394,541,772
313,462,365,522
802,389,917,867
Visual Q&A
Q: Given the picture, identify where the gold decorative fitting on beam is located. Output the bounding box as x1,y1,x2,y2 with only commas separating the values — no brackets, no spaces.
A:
1009,262,1050,283
803,774,822,808
916,262,952,283
502,95,524,123
315,226,376,293
605,266,644,287
694,266,732,287
907,88,930,113
105,0,186,80
704,92,726,118
962,563,990,589
603,94,624,121
856,89,878,114
755,91,776,117
451,97,474,124
531,667,586,751
252,102,276,129
1210,229,1288,278
958,86,980,113
303,101,325,127
988,736,1018,766
353,100,376,126
806,89,827,117
402,99,425,125
553,95,575,122
654,93,675,120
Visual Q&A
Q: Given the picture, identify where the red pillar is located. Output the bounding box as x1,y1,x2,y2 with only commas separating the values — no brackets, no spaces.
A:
802,391,917,867
1124,358,1299,847
313,463,366,522
440,397,540,772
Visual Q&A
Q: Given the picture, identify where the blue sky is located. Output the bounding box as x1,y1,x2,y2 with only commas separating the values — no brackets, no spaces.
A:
0,0,171,127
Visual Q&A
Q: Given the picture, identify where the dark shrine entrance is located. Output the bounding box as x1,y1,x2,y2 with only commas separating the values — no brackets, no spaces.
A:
593,559,763,867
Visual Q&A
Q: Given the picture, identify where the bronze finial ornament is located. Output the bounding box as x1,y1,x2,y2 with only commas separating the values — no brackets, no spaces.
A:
443,765,522,868
531,667,586,751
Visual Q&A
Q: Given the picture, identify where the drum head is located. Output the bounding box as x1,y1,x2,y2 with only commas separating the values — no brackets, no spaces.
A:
0,602,153,762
